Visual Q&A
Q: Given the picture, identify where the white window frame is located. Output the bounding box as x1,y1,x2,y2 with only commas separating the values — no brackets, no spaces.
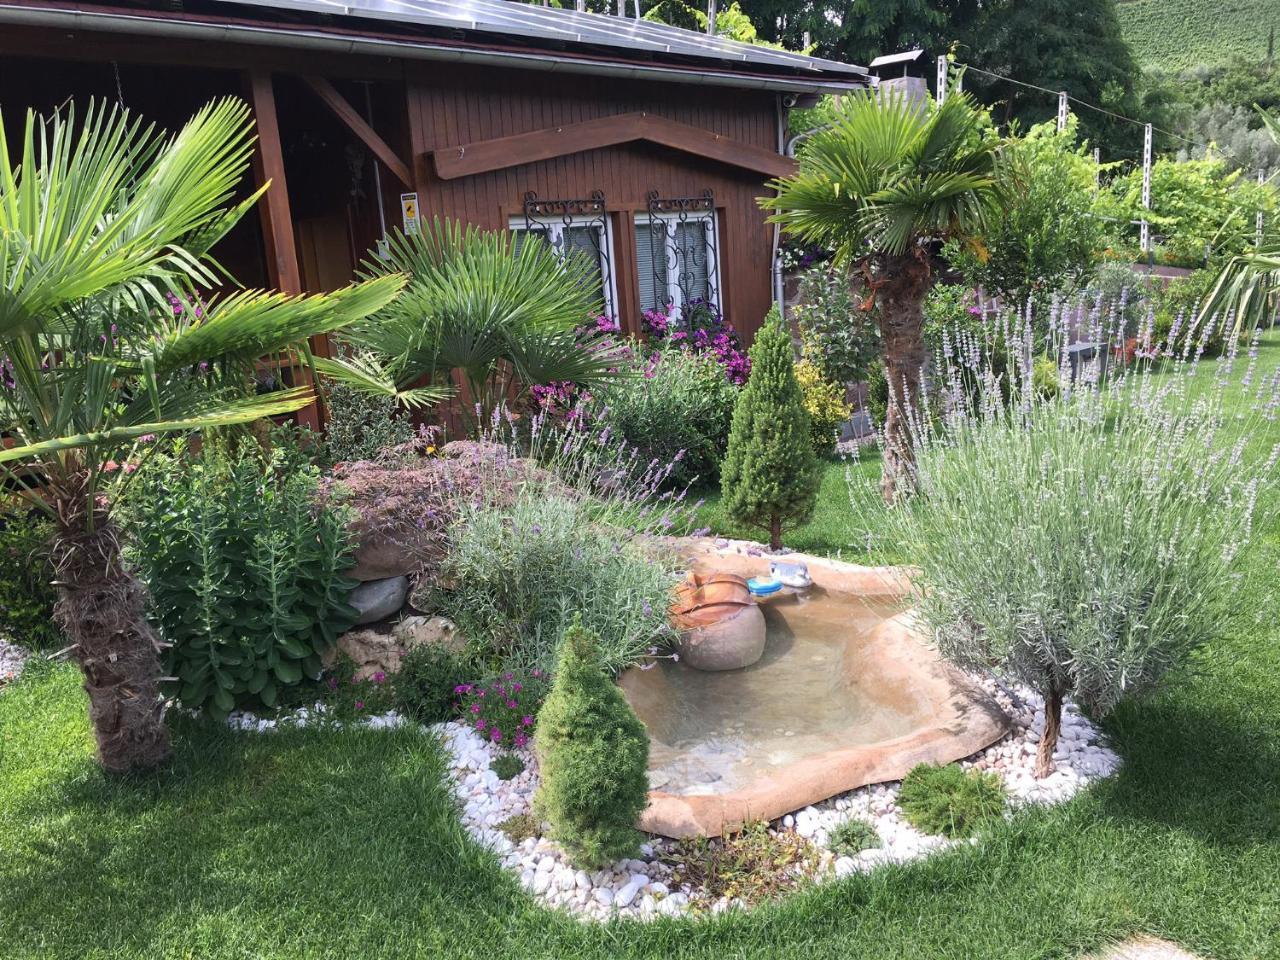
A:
633,211,722,315
508,215,617,319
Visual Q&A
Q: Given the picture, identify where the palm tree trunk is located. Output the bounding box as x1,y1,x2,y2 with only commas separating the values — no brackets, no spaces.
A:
874,251,933,503
50,480,171,774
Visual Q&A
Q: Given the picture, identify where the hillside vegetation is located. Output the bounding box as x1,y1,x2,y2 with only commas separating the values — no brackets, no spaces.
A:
1117,0,1278,70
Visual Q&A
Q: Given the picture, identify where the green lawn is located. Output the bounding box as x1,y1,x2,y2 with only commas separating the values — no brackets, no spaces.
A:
4,338,1280,959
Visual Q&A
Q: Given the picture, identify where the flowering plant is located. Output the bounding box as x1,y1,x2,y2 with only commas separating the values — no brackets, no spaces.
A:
455,670,550,748
321,655,396,722
641,300,750,385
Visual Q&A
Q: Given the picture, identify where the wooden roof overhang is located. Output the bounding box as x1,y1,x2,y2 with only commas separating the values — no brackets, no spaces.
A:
431,111,798,182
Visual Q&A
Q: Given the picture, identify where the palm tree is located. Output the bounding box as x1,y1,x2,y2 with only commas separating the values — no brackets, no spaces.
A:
765,88,1002,501
1199,109,1280,332
0,98,402,773
337,219,622,434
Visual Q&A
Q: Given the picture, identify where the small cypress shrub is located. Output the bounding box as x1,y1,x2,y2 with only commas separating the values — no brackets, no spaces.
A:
897,763,1006,839
534,618,650,869
720,306,820,549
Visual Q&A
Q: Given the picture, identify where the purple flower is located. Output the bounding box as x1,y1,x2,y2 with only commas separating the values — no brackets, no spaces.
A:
372,671,386,684
490,728,503,743
521,715,534,727
476,719,488,731
355,700,365,711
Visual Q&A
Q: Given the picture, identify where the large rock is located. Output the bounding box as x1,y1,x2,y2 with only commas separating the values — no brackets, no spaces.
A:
350,535,431,582
392,614,465,655
329,615,461,679
350,576,409,625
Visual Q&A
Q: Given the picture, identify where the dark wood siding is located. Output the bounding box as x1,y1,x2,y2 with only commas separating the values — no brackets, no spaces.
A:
405,63,780,341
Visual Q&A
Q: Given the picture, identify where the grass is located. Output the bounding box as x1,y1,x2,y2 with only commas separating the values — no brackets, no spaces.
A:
4,336,1280,958
1116,0,1280,71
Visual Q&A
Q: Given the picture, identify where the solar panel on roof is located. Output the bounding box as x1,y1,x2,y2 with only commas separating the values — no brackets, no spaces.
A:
208,0,867,77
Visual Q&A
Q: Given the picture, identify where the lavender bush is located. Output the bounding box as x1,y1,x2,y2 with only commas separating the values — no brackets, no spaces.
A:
862,300,1280,777
414,407,702,675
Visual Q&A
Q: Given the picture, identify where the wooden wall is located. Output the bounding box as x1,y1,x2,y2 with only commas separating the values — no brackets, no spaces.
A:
404,63,781,342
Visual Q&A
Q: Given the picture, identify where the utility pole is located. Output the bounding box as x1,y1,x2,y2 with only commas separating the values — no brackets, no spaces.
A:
1057,91,1069,132
936,55,947,105
707,0,716,35
1140,123,1153,257
1258,169,1267,248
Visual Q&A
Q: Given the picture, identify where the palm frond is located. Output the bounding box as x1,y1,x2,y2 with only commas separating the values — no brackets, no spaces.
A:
313,353,453,409
0,387,314,465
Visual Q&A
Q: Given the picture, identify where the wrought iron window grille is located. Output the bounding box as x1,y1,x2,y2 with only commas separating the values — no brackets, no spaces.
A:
640,189,720,321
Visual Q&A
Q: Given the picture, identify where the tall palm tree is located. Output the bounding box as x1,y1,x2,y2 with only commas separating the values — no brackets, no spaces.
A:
0,98,403,773
1199,109,1280,332
338,219,622,434
765,88,1002,501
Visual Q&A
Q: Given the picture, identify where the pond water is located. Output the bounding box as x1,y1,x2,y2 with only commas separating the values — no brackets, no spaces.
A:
622,587,915,797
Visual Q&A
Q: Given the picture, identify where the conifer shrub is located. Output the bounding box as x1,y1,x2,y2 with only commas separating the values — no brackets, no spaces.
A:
720,306,821,549
897,763,1006,839
534,619,650,869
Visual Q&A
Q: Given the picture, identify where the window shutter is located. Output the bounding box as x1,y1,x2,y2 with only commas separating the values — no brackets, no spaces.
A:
635,220,667,312
564,225,606,306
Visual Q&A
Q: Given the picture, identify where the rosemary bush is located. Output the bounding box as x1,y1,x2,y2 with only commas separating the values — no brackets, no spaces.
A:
865,302,1279,776
125,437,358,718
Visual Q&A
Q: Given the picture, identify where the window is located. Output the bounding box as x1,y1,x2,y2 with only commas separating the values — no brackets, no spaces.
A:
635,201,720,317
510,193,616,318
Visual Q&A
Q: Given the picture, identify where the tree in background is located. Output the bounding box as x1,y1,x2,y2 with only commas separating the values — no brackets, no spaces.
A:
766,89,1000,501
720,307,819,549
0,99,403,772
961,0,1145,158
947,118,1108,313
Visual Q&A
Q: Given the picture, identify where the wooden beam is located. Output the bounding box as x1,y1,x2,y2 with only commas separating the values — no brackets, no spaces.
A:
245,69,317,429
246,70,302,294
301,75,414,189
431,111,797,181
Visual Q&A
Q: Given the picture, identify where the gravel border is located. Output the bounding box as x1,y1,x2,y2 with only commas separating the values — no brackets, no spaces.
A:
0,638,30,688
225,673,1120,922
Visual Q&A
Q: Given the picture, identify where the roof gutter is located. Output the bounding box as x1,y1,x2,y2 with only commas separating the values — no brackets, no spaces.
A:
0,3,867,95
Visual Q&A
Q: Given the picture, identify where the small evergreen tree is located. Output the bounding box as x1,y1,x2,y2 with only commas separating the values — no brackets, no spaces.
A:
720,307,820,550
534,619,650,869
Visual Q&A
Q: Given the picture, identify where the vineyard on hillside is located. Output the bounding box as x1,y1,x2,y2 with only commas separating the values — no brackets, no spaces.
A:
1117,0,1278,70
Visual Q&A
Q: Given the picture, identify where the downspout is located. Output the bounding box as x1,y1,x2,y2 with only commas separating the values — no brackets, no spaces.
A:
772,93,790,321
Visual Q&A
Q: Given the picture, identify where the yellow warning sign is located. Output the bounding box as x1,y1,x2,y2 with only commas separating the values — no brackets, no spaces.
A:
400,192,420,234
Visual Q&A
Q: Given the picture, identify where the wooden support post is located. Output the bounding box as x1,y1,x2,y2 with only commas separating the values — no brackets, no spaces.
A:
245,69,318,429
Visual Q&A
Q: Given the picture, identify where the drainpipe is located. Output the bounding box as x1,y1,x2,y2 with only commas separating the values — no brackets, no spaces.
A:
772,93,791,320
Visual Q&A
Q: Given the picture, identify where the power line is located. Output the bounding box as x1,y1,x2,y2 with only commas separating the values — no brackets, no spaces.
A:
956,60,1266,173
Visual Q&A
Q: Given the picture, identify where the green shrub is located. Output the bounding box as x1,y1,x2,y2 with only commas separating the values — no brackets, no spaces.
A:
667,820,822,906
827,817,881,856
1150,267,1229,355
0,503,62,651
393,644,476,724
897,763,1006,838
795,359,851,456
125,438,358,718
498,813,541,844
491,753,526,781
421,483,679,675
866,309,1275,775
534,619,650,869
720,307,820,549
589,347,737,489
794,261,880,385
1031,355,1060,400
321,380,415,465
320,654,396,722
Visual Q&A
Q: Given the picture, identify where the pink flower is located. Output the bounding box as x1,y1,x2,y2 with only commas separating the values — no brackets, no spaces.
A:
491,728,503,742
514,732,528,748
470,703,482,714
521,715,534,727
505,699,517,709
355,700,365,711
476,719,488,731
326,677,338,691
372,671,386,684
